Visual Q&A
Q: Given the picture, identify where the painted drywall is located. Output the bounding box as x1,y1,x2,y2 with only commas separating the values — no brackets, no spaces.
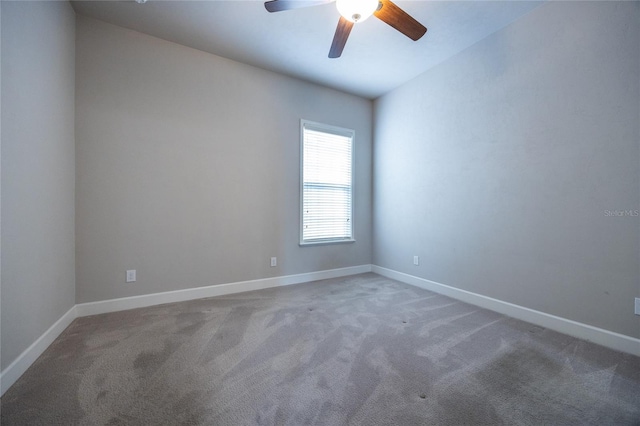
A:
1,1,76,370
0,0,3,376
373,1,640,338
75,16,372,303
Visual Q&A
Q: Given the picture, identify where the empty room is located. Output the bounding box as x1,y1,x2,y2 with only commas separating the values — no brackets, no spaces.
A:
1,0,639,424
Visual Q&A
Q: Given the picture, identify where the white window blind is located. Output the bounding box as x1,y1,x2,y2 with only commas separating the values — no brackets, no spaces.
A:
301,121,354,244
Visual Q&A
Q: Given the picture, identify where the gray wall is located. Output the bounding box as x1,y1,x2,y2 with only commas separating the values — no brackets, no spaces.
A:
75,16,372,303
373,1,640,338
1,1,76,370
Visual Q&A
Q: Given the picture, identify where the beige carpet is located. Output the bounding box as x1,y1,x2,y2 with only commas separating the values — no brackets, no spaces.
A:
2,273,639,425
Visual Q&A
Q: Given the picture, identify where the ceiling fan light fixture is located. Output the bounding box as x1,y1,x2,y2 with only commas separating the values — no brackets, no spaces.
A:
336,0,379,23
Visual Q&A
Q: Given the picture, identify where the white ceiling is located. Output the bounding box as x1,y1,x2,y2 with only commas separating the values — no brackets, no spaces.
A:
71,0,543,99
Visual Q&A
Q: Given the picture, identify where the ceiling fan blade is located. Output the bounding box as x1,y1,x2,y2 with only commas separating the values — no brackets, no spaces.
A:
264,0,334,13
374,0,427,41
328,16,354,58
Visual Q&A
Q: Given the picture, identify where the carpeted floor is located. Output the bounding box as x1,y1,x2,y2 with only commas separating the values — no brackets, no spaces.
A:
1,273,639,425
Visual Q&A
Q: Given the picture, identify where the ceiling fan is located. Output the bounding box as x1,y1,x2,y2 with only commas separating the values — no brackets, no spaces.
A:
264,0,427,58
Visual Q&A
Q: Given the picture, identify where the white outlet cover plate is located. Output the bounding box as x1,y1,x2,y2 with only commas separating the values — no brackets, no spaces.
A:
126,270,136,283
635,298,640,315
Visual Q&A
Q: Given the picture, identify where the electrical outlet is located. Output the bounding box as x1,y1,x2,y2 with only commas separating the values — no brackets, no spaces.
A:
413,256,419,266
126,270,136,283
635,298,640,316
270,257,277,267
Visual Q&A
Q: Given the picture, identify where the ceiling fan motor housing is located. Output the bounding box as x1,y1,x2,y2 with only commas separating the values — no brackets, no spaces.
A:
336,0,379,23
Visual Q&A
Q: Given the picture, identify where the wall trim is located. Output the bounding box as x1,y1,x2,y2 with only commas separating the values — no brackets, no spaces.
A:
372,265,640,356
5,263,635,398
0,305,78,396
76,265,372,317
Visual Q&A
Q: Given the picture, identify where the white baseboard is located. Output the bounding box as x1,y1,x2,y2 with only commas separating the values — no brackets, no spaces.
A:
76,264,372,317
1,265,372,397
0,305,78,396
5,263,634,398
372,265,640,356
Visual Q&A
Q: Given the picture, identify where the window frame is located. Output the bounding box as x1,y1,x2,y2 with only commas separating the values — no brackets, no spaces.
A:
299,119,355,246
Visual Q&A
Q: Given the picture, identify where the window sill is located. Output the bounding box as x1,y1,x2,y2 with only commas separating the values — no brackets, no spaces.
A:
299,239,356,247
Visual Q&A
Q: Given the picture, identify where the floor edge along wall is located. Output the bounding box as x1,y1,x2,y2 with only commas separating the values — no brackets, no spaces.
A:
1,264,638,396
